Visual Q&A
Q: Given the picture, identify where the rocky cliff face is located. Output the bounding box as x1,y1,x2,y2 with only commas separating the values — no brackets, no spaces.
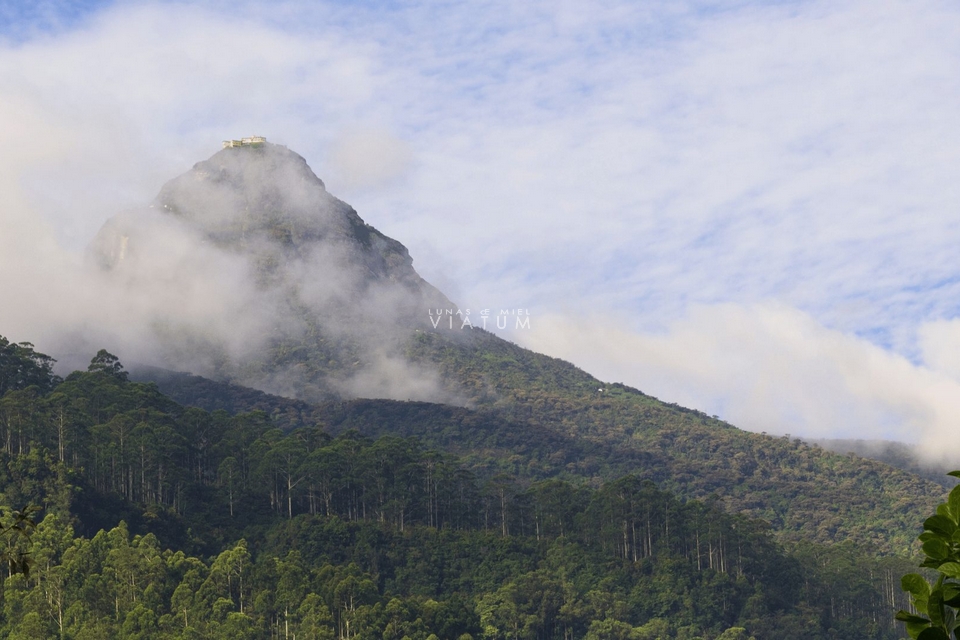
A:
91,142,457,402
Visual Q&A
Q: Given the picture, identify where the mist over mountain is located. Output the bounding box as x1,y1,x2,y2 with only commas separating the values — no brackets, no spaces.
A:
89,141,458,402
808,438,960,489
0,136,950,639
66,139,948,553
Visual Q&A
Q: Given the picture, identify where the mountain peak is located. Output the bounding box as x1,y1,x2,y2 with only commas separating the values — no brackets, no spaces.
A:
220,134,267,148
160,142,353,248
88,142,455,402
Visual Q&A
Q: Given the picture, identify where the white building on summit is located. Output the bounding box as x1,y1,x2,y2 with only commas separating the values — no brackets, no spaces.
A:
222,135,267,148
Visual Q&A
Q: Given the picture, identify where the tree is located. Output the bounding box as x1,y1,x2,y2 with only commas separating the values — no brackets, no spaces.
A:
201,541,251,615
274,551,309,637
583,618,641,640
896,471,960,639
259,434,309,518
0,505,40,578
0,337,60,396
297,594,335,640
87,350,128,381
218,457,241,518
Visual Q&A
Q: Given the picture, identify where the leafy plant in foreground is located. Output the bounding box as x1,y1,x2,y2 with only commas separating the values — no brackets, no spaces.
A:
897,471,960,639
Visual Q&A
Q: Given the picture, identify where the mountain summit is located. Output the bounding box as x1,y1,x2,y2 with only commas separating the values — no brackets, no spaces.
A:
84,139,947,558
157,142,429,289
91,141,454,401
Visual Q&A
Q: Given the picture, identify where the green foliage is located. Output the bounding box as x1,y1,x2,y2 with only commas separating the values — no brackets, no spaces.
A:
141,331,947,555
0,338,926,638
87,349,129,381
0,337,59,396
896,473,960,639
0,506,39,578
0,507,904,639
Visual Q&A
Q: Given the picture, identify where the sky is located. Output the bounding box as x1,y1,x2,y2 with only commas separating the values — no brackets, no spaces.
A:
2,0,960,456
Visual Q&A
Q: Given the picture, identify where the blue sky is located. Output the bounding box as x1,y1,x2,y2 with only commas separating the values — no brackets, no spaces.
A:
0,0,112,41
3,0,960,455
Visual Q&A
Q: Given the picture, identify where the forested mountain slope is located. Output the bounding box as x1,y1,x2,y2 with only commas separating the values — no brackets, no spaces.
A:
809,438,957,489
3,139,934,638
0,339,920,638
81,142,944,554
136,343,945,554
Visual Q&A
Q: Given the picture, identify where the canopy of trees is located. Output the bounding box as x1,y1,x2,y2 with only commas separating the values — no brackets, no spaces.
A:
0,337,924,638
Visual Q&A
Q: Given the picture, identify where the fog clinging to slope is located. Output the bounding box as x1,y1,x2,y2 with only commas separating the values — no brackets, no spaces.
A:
4,1,960,461
4,142,456,404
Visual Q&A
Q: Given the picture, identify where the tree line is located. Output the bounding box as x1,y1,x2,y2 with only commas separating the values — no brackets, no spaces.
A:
0,338,920,638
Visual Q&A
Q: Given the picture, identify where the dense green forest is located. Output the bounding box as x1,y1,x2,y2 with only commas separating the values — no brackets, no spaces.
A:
140,329,946,555
0,336,925,638
809,438,960,489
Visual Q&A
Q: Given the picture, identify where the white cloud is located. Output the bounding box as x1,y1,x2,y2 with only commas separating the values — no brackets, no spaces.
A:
518,304,960,463
3,0,960,447
0,3,390,247
327,129,412,191
919,320,960,383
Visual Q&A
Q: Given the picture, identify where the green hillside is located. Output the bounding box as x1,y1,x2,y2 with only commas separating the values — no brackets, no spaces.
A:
84,141,945,553
0,339,922,638
809,438,958,489
27,142,940,638
134,328,945,555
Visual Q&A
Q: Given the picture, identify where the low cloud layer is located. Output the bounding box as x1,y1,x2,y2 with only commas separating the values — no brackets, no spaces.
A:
519,305,960,463
0,140,453,404
328,129,413,192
